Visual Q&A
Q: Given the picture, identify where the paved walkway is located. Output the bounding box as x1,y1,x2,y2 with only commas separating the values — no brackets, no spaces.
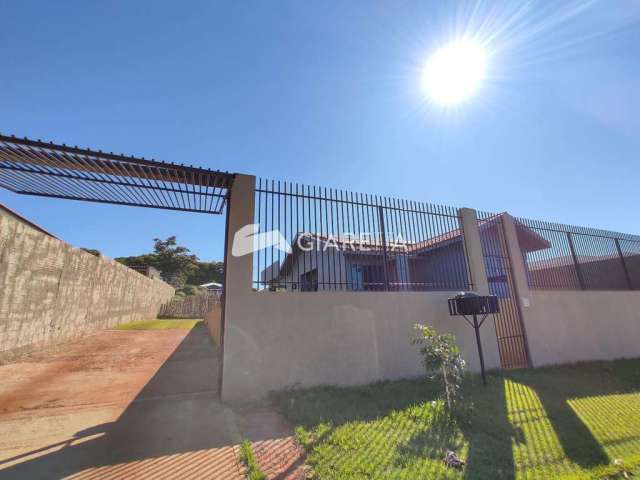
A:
0,323,304,479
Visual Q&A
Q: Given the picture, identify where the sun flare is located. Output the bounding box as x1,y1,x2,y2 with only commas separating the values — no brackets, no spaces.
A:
421,39,488,106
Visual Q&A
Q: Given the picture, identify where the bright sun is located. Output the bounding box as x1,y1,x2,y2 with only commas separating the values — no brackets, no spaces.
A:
421,40,488,106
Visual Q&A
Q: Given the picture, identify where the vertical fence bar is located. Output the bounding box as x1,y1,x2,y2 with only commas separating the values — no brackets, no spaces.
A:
615,238,633,290
378,205,390,291
255,178,640,294
567,232,585,290
254,179,479,291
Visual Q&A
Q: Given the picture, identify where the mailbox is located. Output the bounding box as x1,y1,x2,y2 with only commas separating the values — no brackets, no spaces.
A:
448,292,499,316
447,292,499,385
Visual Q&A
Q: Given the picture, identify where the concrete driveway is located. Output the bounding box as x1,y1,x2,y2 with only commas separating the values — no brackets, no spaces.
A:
0,322,299,479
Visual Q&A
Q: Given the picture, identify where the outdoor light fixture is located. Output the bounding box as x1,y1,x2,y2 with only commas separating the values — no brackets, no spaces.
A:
448,292,499,385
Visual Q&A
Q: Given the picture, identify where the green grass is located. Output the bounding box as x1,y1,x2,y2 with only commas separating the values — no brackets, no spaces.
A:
239,439,267,480
113,318,202,330
273,359,640,480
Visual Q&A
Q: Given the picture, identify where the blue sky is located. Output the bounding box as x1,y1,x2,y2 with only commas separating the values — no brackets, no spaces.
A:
2,1,640,261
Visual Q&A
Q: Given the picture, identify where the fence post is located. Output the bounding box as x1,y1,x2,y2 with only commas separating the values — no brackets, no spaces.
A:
221,174,256,402
377,206,391,291
614,238,633,290
566,232,585,290
458,208,501,372
458,208,489,295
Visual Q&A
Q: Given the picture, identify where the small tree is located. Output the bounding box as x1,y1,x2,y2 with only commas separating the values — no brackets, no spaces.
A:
152,236,198,287
412,324,466,412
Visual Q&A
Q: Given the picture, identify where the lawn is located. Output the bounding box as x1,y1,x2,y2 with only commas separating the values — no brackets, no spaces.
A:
113,318,202,330
274,359,640,479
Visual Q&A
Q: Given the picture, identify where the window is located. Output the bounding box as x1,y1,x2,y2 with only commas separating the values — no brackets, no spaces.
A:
300,269,318,292
351,264,385,291
485,255,510,298
350,265,364,290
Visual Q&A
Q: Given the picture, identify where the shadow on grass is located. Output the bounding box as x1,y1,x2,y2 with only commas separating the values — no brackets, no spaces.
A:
511,363,622,470
463,360,638,479
276,359,640,479
398,405,464,461
272,378,442,430
463,375,518,480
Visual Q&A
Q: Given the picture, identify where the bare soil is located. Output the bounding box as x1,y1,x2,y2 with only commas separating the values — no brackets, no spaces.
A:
0,323,301,479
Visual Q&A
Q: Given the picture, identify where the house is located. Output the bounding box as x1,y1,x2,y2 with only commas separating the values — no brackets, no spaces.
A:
260,213,551,295
200,281,223,292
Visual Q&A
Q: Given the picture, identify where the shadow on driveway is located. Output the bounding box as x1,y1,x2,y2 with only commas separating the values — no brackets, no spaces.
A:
0,323,244,479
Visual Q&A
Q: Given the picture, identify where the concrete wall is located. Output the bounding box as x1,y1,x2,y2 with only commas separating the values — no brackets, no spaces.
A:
221,176,640,402
221,178,499,402
0,208,175,359
524,290,640,366
222,291,501,402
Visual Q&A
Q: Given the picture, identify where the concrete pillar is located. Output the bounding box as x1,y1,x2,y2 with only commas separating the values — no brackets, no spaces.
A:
223,174,256,299
457,207,500,371
458,208,490,295
500,213,534,366
221,174,256,401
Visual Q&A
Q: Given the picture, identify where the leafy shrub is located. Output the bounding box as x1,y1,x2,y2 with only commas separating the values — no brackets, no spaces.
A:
412,324,467,414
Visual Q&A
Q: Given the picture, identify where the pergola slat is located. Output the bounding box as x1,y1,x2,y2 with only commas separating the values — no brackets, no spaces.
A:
0,134,234,214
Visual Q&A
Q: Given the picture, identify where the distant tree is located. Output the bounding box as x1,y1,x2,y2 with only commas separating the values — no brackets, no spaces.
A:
115,253,159,268
150,236,198,287
186,261,224,285
81,248,101,257
175,284,208,297
115,236,223,291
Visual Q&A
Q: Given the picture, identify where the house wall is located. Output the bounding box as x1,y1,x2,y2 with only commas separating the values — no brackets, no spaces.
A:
410,242,468,290
281,243,470,292
526,256,632,290
276,245,348,291
221,291,501,401
344,253,387,289
0,208,175,359
524,290,640,366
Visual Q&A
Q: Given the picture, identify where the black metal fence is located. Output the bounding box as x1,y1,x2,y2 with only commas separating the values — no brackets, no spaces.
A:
516,217,640,291
253,179,471,292
477,212,530,369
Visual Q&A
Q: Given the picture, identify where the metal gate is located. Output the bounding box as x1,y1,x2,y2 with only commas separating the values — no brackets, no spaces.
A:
477,213,530,369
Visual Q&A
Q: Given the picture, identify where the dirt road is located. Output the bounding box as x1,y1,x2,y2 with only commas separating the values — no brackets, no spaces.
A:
0,322,296,479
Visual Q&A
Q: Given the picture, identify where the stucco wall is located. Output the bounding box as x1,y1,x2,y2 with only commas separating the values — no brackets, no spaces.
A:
525,290,640,366
221,291,501,402
0,209,175,359
221,180,498,402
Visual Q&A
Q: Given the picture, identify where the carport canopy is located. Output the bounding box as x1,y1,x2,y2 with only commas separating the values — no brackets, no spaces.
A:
0,134,234,214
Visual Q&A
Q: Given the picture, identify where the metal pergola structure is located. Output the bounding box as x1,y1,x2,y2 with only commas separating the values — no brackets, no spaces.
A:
0,134,235,214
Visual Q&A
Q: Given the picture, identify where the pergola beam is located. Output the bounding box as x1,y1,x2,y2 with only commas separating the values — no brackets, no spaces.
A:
0,134,235,214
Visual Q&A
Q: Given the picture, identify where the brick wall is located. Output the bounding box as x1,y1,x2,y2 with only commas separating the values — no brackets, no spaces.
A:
0,208,175,359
